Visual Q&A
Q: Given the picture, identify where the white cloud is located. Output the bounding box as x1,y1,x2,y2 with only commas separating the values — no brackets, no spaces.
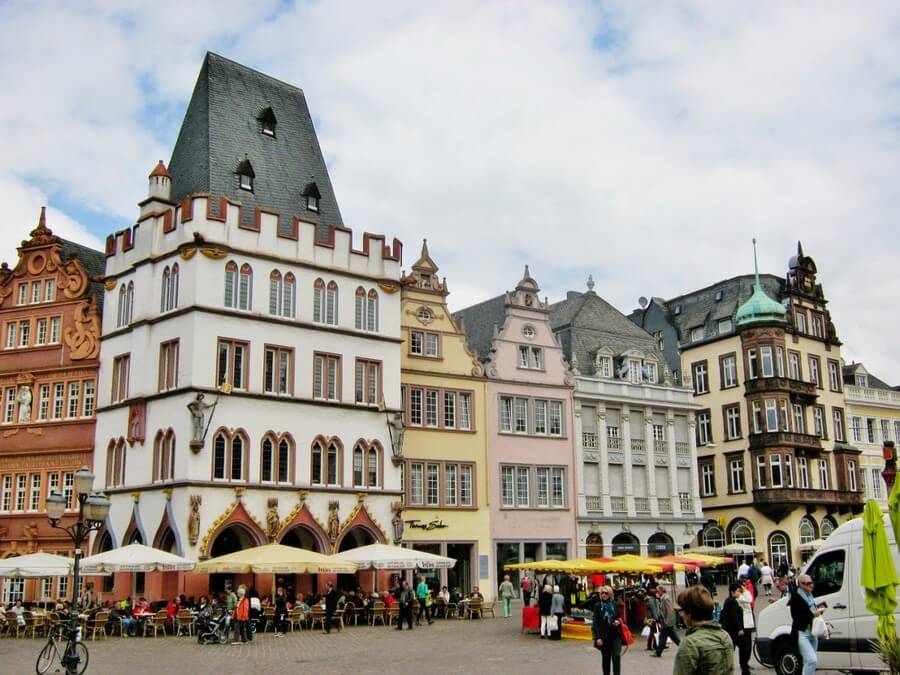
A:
1,1,899,380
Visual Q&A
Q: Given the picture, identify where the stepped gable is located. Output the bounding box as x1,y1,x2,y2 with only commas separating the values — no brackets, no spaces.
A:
168,52,343,241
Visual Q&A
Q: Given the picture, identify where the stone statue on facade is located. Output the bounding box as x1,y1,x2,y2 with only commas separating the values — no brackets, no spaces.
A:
327,500,341,543
17,386,32,423
391,501,404,544
187,393,215,449
266,498,280,541
188,495,201,545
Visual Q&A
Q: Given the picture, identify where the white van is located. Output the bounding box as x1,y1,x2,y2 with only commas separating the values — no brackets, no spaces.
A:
755,512,900,674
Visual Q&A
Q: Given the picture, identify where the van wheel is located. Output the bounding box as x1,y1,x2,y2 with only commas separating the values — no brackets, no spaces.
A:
774,642,802,675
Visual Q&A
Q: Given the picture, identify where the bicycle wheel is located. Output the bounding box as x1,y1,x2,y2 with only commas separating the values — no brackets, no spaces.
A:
35,639,57,674
74,642,89,675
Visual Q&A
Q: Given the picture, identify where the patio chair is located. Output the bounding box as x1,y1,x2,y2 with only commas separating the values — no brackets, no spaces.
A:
6,612,24,638
106,614,124,637
175,609,195,637
481,601,496,618
263,606,276,632
287,608,303,632
88,611,109,641
144,609,167,638
445,602,458,620
465,600,483,620
333,608,344,632
309,607,326,631
370,601,385,627
343,602,356,627
385,605,400,627
432,597,446,619
24,611,45,639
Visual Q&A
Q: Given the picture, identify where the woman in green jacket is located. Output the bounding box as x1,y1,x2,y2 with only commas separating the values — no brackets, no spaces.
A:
498,575,516,618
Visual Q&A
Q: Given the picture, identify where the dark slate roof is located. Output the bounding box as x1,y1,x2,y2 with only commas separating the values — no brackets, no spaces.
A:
661,274,783,343
843,363,894,390
549,291,666,374
60,238,106,309
452,294,506,362
168,52,343,240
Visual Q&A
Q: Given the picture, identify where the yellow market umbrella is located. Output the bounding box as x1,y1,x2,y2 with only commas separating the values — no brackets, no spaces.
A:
194,543,358,575
678,553,732,567
861,500,899,645
504,558,663,575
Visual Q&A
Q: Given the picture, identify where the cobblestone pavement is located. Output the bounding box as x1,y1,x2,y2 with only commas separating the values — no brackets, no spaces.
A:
1,607,845,675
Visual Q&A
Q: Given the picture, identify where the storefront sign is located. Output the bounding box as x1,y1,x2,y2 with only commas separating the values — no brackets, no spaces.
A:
404,518,448,531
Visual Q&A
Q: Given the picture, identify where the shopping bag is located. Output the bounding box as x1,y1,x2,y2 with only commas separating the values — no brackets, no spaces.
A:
547,615,559,632
812,616,830,639
620,623,635,646
640,625,651,638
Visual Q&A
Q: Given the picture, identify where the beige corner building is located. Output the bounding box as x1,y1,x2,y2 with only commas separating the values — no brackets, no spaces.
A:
632,243,862,567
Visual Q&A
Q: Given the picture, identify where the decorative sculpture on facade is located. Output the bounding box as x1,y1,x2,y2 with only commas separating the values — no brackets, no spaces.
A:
187,393,215,450
17,386,32,423
327,500,341,543
266,498,280,541
188,495,202,545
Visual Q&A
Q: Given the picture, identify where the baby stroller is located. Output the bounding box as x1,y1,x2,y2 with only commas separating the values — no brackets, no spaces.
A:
197,605,230,644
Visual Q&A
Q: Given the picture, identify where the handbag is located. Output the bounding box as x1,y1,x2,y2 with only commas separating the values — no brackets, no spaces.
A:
640,625,651,638
547,615,559,631
812,615,830,639
620,623,635,646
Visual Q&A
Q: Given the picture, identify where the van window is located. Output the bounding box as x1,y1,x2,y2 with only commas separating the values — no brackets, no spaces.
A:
806,549,845,597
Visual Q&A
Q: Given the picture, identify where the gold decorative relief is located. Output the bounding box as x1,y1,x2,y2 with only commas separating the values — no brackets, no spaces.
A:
64,298,101,360
3,429,20,438
378,282,400,294
179,247,198,260
104,279,117,291
25,427,43,436
200,247,226,259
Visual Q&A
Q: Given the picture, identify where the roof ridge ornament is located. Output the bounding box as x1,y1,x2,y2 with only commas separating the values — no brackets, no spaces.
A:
586,274,595,293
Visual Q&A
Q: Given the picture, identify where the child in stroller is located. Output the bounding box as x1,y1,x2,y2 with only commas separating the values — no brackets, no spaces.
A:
196,604,230,644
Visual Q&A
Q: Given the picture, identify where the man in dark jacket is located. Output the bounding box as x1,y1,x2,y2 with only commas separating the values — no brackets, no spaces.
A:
324,582,339,634
720,582,751,675
397,580,415,631
651,586,681,657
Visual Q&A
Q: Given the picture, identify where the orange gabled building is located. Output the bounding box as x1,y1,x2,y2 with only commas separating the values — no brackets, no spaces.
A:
0,208,104,603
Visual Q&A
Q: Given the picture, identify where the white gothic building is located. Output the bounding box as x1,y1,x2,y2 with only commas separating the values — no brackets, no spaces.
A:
92,53,404,598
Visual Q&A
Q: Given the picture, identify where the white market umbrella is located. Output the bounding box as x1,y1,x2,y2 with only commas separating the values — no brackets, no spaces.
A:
0,552,77,577
80,543,195,573
333,543,456,570
685,545,721,555
722,543,757,555
798,538,827,552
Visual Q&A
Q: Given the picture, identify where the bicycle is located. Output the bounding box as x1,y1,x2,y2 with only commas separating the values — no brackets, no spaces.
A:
35,623,89,675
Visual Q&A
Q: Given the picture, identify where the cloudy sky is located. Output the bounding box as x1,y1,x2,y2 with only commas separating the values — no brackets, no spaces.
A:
2,1,899,381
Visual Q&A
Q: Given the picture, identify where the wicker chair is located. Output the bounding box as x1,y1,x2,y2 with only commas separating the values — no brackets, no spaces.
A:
6,612,24,638
309,607,326,631
465,600,483,620
144,610,167,637
175,609,195,636
343,602,356,627
262,606,276,632
287,608,303,632
24,611,45,639
481,601,496,618
88,611,109,641
385,605,400,627
370,601,385,627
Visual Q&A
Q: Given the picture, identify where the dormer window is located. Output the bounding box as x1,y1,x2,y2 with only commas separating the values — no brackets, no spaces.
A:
302,182,321,212
714,290,723,301
674,305,682,315
258,107,277,137
236,159,255,192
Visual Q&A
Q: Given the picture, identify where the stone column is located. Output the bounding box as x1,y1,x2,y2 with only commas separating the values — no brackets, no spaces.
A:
667,411,681,516
573,400,586,518
598,406,610,515
688,412,701,517
622,406,634,516
645,408,658,517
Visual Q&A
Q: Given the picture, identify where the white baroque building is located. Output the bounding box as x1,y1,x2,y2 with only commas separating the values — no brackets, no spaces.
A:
92,53,404,598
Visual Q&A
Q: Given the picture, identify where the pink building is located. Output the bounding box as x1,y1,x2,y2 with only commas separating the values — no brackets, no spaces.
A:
455,267,578,585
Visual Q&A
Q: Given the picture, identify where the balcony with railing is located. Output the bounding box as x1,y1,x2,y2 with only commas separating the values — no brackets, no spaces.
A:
654,440,668,454
610,496,626,512
675,442,690,454
634,497,650,513
607,434,621,450
845,385,900,406
679,494,694,511
749,431,822,452
657,497,673,513
752,487,864,521
585,495,603,512
582,432,597,449
744,376,816,399
631,438,645,452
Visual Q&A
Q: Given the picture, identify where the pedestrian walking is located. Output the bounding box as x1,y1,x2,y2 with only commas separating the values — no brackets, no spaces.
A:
324,582,339,633
650,586,680,657
415,576,433,625
549,585,565,641
538,584,553,638
521,573,532,607
397,580,415,631
592,586,623,675
499,575,516,618
760,561,775,597
273,586,288,637
789,573,824,675
720,582,753,675
232,585,250,644
672,586,733,675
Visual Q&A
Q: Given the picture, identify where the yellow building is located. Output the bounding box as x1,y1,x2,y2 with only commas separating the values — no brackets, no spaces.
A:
843,362,900,508
397,242,493,598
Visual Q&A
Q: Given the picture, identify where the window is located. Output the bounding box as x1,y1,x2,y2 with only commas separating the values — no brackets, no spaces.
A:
443,391,456,428
760,347,774,378
264,346,293,395
458,393,472,430
795,310,807,334
696,410,712,446
323,281,338,324
776,347,785,377
517,345,543,370
549,400,563,436
49,317,60,344
224,262,237,308
426,463,439,506
4,322,15,349
551,467,564,507
813,407,825,439
30,281,41,304
52,383,64,419
237,160,254,191
806,549,845,597
158,340,179,392
514,397,528,433
28,473,41,511
354,288,379,332
808,356,821,387
35,319,47,346
883,419,892,443
367,446,378,487
212,431,247,481
720,354,737,388
692,361,708,394
515,466,530,506
522,324,536,338
628,358,642,384
111,354,130,403
259,437,292,484
895,420,900,444
833,408,845,442
0,475,10,511
161,264,179,312
770,455,782,488
793,404,805,434
116,283,133,328
718,318,732,334
2,578,24,604
445,464,457,506
867,417,877,444
798,457,810,489
756,455,767,488
855,373,869,387
871,468,885,499
818,459,829,490
500,397,512,432
216,339,248,390
355,359,381,405
237,264,252,310
501,466,514,507
3,387,15,424
410,389,423,425
425,390,438,427
259,108,276,136
700,462,715,496
765,399,778,432
827,360,841,391
17,283,26,305
785,454,794,487
536,467,549,507
598,355,612,378
848,460,857,492
729,458,745,493
353,445,365,487
152,430,176,483
724,405,741,440
19,320,30,347
851,416,862,443
747,349,757,379
44,280,55,302
66,382,80,418
313,353,340,401
105,443,125,488
37,384,50,421
410,463,424,505
788,352,801,380
690,326,704,342
409,329,439,357
811,313,824,338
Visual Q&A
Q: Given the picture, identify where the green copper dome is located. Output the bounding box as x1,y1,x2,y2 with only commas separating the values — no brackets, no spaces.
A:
735,281,786,326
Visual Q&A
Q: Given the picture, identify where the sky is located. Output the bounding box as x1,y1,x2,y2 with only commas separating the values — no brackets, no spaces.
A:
2,1,899,381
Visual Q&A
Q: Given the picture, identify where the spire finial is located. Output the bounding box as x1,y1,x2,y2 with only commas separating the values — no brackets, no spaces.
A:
524,264,531,279
797,240,804,257
586,274,595,292
37,206,47,231
421,238,429,257
752,237,761,289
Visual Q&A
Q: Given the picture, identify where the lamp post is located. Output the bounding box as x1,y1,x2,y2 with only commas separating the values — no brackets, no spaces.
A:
46,466,110,675
883,441,897,494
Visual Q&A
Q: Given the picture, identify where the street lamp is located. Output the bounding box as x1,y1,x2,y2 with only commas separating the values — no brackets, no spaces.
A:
45,466,110,674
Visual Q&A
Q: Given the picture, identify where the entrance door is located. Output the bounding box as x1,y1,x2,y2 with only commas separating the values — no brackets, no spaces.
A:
447,544,472,595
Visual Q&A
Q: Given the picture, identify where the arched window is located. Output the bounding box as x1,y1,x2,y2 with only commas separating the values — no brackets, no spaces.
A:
231,434,245,481
224,261,238,308
611,532,640,555
107,438,127,488
106,440,117,487
283,273,295,318
311,441,323,484
152,431,164,482
164,429,175,481
238,264,252,310
648,532,675,557
313,279,325,323
278,437,291,483
367,289,378,332
769,532,790,569
269,270,283,316
169,263,179,311
161,267,171,313
586,533,604,558
702,524,725,548
355,287,365,330
261,437,274,482
327,442,339,485
213,433,227,480
729,518,756,547
126,282,134,323
367,446,378,487
798,516,817,545
820,516,837,538
326,281,338,325
353,445,364,487
117,285,127,327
